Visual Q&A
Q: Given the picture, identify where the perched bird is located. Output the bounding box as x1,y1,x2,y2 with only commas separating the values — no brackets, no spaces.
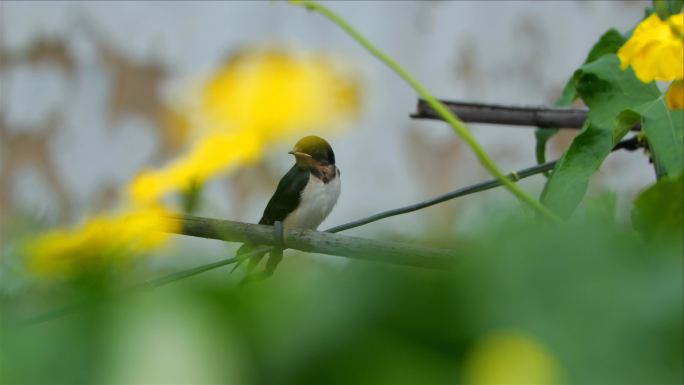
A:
235,135,341,277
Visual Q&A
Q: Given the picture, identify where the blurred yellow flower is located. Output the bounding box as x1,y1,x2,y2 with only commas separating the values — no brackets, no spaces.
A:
130,131,263,204
463,330,560,385
130,49,360,204
202,50,359,137
666,79,684,109
618,13,684,83
28,48,360,277
28,205,178,277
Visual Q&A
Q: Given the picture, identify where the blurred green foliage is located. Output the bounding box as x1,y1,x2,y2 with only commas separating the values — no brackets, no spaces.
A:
633,173,684,239
1,210,682,385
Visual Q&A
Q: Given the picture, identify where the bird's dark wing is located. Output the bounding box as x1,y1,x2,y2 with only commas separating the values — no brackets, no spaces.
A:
233,165,309,275
258,165,310,225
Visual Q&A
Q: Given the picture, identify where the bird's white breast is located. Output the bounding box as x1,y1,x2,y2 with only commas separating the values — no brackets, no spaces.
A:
283,171,340,230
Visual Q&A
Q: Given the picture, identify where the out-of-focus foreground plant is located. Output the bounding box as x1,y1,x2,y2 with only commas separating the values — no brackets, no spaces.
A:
2,213,681,384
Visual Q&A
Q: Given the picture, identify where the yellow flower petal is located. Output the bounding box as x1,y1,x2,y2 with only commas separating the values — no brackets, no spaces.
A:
618,13,684,82
128,130,264,204
667,80,684,109
464,331,560,385
28,206,178,277
201,50,360,136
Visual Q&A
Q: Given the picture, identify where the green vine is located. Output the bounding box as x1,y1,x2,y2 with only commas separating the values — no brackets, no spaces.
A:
292,0,560,222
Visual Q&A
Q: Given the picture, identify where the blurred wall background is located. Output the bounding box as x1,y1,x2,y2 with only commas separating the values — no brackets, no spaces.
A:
3,4,682,384
0,1,650,239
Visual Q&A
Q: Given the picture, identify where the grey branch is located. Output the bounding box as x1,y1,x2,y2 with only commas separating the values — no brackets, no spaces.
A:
164,214,457,270
411,99,640,131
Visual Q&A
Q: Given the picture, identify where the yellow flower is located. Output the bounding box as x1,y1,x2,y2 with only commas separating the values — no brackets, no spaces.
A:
27,49,360,277
202,50,359,137
618,13,684,83
28,205,178,277
130,49,360,205
129,130,263,204
667,79,684,109
463,330,560,385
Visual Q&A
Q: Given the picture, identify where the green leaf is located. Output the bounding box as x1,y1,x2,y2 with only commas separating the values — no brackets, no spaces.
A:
534,128,559,171
653,0,683,19
613,110,640,145
632,173,683,239
540,121,612,217
556,70,581,107
558,29,626,106
541,55,661,218
584,29,626,64
534,29,626,172
633,100,684,177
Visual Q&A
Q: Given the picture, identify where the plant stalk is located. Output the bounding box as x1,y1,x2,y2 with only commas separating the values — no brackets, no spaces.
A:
293,0,560,221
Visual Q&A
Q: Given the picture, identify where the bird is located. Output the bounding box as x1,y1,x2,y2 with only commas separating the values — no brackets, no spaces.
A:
234,135,341,278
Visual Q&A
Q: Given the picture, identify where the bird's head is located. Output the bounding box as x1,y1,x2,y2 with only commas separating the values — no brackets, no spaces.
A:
288,136,335,167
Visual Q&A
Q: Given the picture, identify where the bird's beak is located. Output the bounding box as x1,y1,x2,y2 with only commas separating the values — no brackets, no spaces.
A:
288,150,312,158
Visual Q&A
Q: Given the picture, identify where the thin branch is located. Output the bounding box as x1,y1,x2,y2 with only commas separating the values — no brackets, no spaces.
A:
165,215,456,270
326,137,641,233
325,160,557,233
411,99,641,131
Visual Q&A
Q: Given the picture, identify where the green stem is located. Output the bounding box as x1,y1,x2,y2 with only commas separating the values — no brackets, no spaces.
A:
292,1,559,221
